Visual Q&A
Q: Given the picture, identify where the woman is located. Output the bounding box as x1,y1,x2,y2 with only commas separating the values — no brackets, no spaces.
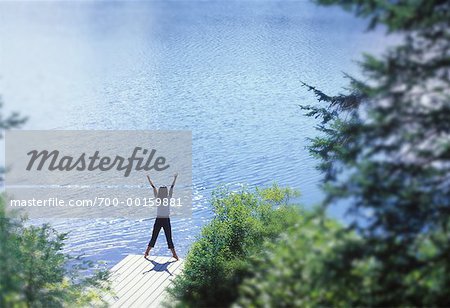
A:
144,173,179,260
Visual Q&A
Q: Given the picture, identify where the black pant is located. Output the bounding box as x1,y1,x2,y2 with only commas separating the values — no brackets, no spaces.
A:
148,217,174,249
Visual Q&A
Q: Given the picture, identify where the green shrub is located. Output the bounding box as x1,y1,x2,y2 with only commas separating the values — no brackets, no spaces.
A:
0,196,110,307
237,212,450,307
169,185,304,307
236,212,360,307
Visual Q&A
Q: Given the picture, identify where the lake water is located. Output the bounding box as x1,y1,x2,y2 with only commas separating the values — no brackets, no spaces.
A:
0,1,388,267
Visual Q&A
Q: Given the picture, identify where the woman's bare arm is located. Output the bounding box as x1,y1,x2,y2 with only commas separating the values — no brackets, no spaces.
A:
146,175,158,197
169,173,178,197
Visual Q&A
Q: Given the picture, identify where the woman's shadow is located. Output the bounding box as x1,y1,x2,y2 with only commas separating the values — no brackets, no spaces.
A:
143,258,176,276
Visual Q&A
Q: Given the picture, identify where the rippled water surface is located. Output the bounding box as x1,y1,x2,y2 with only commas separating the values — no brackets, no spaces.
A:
0,1,388,267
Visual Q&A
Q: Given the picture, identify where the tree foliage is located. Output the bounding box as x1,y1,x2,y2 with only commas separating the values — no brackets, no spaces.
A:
0,196,110,307
0,97,27,179
0,98,27,138
169,185,305,307
237,211,358,308
300,0,450,305
0,95,111,307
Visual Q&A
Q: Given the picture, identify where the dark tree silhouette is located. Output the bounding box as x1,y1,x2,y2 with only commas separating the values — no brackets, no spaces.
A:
0,98,27,181
0,98,27,138
301,0,450,305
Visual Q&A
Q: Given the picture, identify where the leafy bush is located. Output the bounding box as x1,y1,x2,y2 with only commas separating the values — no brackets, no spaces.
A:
236,212,356,307
238,214,450,307
170,184,450,307
170,185,311,307
0,196,110,307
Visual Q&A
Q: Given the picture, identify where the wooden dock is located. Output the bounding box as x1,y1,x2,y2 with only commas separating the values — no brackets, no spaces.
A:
105,255,184,307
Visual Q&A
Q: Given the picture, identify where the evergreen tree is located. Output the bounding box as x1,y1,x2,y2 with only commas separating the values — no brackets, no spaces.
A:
0,197,111,307
1,100,109,306
0,98,27,179
0,98,27,136
301,0,450,305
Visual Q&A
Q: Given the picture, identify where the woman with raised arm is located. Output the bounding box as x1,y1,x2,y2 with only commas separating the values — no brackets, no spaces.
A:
144,173,179,260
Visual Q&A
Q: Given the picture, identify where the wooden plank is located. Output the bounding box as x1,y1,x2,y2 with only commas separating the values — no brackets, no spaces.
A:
111,256,151,296
111,256,167,307
99,254,136,299
129,259,184,307
108,255,140,283
111,256,182,307
109,255,135,272
104,255,144,303
139,262,185,307
106,255,184,307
